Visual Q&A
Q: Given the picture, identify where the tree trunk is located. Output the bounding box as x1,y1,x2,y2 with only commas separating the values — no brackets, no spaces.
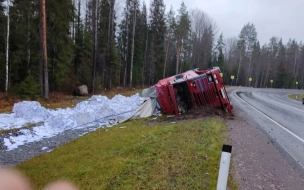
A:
72,0,75,41
301,70,304,89
108,0,115,89
164,32,171,78
123,2,129,88
129,3,136,89
180,42,184,73
5,0,9,97
236,43,243,86
142,27,148,88
106,0,111,89
263,56,271,87
91,0,98,94
294,49,298,88
176,36,181,74
27,15,31,74
41,0,49,99
246,55,252,86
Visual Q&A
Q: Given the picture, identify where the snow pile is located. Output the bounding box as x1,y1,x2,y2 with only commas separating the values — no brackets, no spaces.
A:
13,101,50,120
0,93,141,151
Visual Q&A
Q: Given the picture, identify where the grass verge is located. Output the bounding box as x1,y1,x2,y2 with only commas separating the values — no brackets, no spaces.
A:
288,94,304,102
17,117,237,190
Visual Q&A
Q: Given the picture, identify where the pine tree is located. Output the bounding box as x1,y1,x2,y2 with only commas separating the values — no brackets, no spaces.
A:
117,0,131,87
4,0,9,97
98,0,110,89
276,61,288,88
164,5,176,77
9,0,40,92
141,2,148,86
74,0,82,76
0,0,5,92
175,2,190,74
41,0,48,98
72,0,93,90
216,33,225,70
91,0,98,93
129,0,139,89
45,0,74,92
236,23,257,86
149,0,166,82
251,41,261,87
133,1,146,86
117,19,127,86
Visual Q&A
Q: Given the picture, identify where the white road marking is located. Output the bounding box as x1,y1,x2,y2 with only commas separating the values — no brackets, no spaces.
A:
234,91,304,144
252,92,304,113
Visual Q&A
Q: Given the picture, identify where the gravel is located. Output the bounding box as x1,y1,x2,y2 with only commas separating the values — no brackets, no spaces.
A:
0,125,104,166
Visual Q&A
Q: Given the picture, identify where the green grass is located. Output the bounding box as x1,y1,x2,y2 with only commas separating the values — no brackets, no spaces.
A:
288,94,304,102
17,117,238,190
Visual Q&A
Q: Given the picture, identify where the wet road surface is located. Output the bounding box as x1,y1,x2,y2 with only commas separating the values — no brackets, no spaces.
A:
230,88,304,170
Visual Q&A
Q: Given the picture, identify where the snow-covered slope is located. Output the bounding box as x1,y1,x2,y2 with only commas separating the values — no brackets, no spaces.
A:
0,94,141,151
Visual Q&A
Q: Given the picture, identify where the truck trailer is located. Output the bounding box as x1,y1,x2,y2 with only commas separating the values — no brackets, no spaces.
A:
154,67,233,115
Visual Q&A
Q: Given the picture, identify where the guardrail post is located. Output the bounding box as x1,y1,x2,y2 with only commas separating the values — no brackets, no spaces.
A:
217,144,232,190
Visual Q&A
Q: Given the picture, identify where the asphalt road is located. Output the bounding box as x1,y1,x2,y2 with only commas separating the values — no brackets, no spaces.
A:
230,87,304,170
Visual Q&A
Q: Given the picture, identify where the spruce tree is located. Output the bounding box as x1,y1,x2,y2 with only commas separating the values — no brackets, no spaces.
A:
0,0,5,91
149,0,166,82
45,0,74,91
165,6,177,76
175,2,190,73
216,33,225,70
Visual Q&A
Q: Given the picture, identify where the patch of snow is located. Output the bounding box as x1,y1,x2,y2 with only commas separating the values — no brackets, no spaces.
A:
1,93,142,151
13,101,49,121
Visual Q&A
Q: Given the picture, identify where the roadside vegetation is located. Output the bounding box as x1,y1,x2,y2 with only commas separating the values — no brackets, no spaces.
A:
17,117,237,190
1,88,237,189
0,88,144,114
288,94,304,102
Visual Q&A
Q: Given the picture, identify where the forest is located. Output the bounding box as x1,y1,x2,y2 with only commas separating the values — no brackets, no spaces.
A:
0,0,303,99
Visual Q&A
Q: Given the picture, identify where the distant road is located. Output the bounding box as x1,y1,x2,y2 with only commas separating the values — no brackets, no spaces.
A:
229,87,304,169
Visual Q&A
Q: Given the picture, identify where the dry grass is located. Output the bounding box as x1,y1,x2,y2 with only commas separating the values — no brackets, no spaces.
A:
288,94,304,102
0,88,144,113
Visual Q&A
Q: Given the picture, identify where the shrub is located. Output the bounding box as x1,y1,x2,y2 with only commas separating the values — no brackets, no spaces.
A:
13,75,40,100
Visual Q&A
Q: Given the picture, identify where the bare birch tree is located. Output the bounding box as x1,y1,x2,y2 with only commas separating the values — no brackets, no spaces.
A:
91,0,98,94
123,2,129,87
5,0,9,97
129,0,137,89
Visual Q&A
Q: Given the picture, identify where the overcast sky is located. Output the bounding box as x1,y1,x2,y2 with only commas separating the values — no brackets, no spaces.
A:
140,0,304,45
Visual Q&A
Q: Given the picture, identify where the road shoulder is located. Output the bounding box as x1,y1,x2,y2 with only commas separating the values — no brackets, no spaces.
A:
227,102,304,189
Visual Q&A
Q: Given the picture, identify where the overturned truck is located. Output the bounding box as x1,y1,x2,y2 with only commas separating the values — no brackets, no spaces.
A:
154,67,232,115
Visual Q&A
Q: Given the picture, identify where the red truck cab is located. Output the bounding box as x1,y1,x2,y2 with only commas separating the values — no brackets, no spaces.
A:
154,67,232,115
